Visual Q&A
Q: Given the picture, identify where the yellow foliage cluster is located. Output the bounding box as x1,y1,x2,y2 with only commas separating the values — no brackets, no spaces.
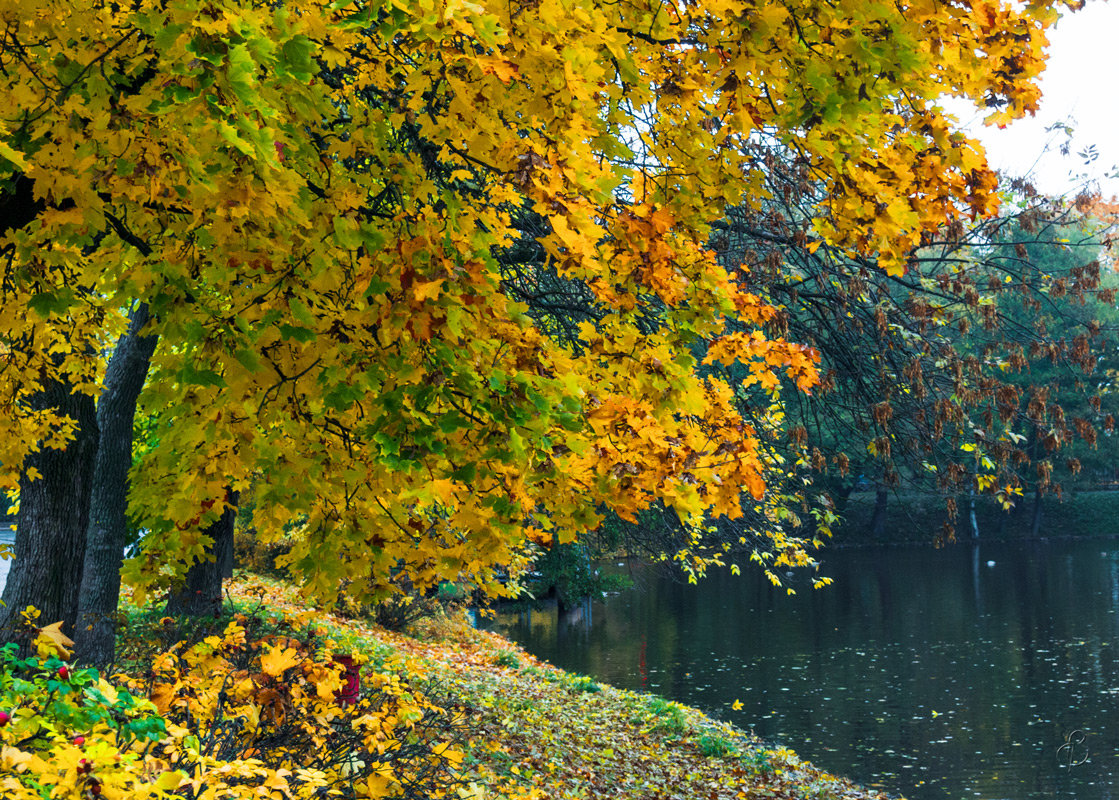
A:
1,615,465,800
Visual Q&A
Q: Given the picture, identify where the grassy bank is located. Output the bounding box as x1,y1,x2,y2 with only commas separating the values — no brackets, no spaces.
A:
199,575,897,800
832,488,1119,545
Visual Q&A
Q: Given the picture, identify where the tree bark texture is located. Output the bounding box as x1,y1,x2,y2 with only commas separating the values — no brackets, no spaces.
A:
0,375,98,643
1026,425,1044,538
1031,484,1043,537
869,487,888,540
165,490,239,618
966,489,979,540
75,304,157,665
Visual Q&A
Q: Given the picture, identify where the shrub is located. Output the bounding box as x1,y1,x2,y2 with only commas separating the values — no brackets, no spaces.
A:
528,542,632,610
324,578,450,633
233,529,294,578
132,610,470,799
0,641,174,800
4,608,473,800
367,593,441,632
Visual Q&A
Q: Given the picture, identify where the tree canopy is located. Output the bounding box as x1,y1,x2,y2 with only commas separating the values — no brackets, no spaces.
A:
0,0,1075,626
710,172,1118,537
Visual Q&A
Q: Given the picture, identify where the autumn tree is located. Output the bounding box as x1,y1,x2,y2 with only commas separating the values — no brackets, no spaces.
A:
713,169,1117,542
966,207,1119,533
0,0,1072,660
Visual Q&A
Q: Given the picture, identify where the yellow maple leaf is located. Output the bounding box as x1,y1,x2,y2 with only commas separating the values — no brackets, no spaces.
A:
0,139,27,170
149,683,176,715
412,279,443,302
434,742,465,766
95,678,119,704
260,645,301,678
1,744,35,773
477,54,519,83
34,621,74,660
152,771,187,793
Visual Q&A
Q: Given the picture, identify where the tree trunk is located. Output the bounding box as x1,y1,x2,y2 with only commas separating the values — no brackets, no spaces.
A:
74,304,157,665
221,512,235,580
1025,485,1042,541
0,375,98,643
165,491,239,618
1026,423,1043,537
869,487,888,540
831,482,854,515
967,489,979,540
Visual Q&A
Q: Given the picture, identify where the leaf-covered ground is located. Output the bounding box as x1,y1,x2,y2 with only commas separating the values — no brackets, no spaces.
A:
216,577,903,800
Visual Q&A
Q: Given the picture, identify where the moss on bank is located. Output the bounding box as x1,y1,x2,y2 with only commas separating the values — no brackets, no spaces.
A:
203,576,901,800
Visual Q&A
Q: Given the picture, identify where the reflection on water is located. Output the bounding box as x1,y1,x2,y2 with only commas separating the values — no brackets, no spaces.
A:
489,539,1119,800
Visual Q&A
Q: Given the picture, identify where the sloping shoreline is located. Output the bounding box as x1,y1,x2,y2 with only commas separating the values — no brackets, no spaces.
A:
222,576,904,800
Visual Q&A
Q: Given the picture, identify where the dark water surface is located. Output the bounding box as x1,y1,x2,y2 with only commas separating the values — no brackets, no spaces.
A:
489,539,1119,800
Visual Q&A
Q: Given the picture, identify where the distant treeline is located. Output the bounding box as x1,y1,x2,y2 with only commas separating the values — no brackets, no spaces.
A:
832,488,1119,544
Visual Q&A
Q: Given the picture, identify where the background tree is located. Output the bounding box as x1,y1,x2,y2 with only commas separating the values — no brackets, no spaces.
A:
713,169,1118,542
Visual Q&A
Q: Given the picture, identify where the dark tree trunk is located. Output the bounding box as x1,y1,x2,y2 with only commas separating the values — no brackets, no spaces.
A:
967,489,979,540
830,481,854,516
165,490,239,618
1025,485,1042,534
74,304,157,665
0,375,98,643
1026,424,1044,537
221,511,235,580
870,487,888,540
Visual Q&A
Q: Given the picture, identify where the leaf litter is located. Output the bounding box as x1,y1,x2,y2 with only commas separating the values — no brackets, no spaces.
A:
225,576,905,800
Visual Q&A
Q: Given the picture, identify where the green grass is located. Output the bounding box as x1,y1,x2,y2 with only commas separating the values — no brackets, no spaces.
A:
697,731,738,758
494,649,521,669
567,674,601,693
645,697,691,735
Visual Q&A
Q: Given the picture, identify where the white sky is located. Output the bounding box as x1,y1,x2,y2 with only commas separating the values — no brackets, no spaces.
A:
943,0,1119,199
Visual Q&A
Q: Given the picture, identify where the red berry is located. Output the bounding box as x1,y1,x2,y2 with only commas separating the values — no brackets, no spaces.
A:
0,711,9,726
73,736,85,746
58,666,70,679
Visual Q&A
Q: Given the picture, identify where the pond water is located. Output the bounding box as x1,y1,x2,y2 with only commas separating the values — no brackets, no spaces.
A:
488,539,1119,800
